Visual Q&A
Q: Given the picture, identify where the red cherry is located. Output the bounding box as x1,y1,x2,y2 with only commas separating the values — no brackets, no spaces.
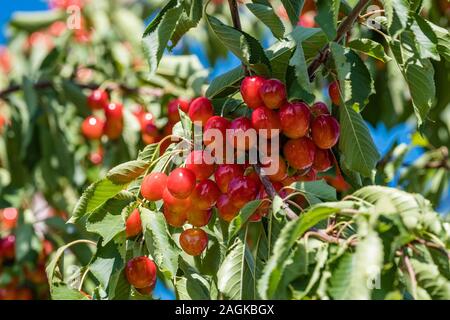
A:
0,235,16,260
188,97,214,126
87,89,109,110
162,188,192,214
15,288,33,300
104,102,124,119
203,116,230,147
48,21,67,37
81,116,104,140
252,186,270,221
168,98,190,122
324,175,350,192
251,106,281,139
259,79,286,109
136,281,156,296
298,11,316,28
228,176,259,208
279,102,311,139
187,207,212,227
190,180,221,210
227,117,256,150
167,168,196,199
283,137,316,170
1,207,18,230
313,148,333,172
328,81,341,105
103,118,123,140
185,150,215,180
214,164,245,193
216,194,240,222
246,169,263,190
140,113,158,135
240,76,266,109
125,256,157,289
261,156,288,182
126,209,142,238
311,102,330,117
298,169,318,182
179,228,208,256
163,205,187,227
141,172,168,201
272,181,289,199
311,115,340,149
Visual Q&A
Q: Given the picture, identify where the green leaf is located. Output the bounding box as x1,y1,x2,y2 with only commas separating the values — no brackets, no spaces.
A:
385,0,410,37
10,10,64,32
410,258,450,299
315,0,339,40
411,13,439,61
428,21,450,61
15,223,37,262
137,143,160,162
170,0,203,48
50,283,90,300
290,180,337,204
228,200,261,241
107,160,149,184
247,3,285,39
176,258,211,299
280,0,304,27
205,67,245,99
289,42,314,102
347,39,392,63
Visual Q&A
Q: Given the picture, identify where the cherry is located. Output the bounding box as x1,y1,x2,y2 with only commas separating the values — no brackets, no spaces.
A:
167,168,196,199
15,288,33,300
252,186,270,222
190,180,221,210
328,81,341,105
214,164,245,193
311,102,330,117
187,207,212,227
104,102,124,119
259,79,286,109
125,256,157,289
0,235,16,260
203,116,230,147
140,113,158,136
313,148,333,172
136,281,156,296
103,118,123,140
298,11,316,28
246,169,263,190
251,106,281,139
179,228,208,256
89,148,104,165
311,115,340,149
185,150,215,180
1,207,18,230
279,102,311,139
168,98,190,122
324,174,350,192
283,137,316,170
141,172,168,201
48,21,67,37
163,205,187,227
188,97,214,126
126,209,142,238
81,116,104,140
227,117,256,150
261,156,288,182
162,188,192,214
272,181,289,199
216,194,240,222
228,176,259,208
298,168,318,182
240,76,266,109
87,89,109,110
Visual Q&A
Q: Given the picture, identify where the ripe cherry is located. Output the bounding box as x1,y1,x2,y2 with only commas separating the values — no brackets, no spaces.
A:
126,209,142,238
203,116,230,147
0,235,16,260
227,117,256,150
87,89,109,110
311,102,330,117
103,118,123,140
251,106,281,139
298,11,316,28
136,282,156,296
283,137,316,170
240,76,266,109
141,172,168,201
279,102,311,139
162,188,192,214
188,97,214,126
190,180,221,210
125,256,157,289
179,228,208,256
328,81,341,105
214,164,245,193
167,168,196,199
187,208,212,227
311,115,340,149
216,194,240,222
259,79,286,109
15,288,33,300
228,176,259,208
81,116,104,140
261,156,288,182
1,208,18,230
168,98,190,122
185,150,215,180
163,205,187,227
313,148,333,172
104,102,124,119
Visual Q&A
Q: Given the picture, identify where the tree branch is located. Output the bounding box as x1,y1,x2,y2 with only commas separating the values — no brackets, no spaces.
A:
227,0,249,75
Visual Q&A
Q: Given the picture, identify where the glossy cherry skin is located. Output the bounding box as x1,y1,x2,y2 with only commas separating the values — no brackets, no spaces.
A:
81,116,104,140
251,106,281,139
187,207,212,227
162,188,192,214
261,156,288,182
126,209,142,238
279,102,311,139
240,76,266,109
188,97,214,126
179,228,208,256
216,194,240,222
190,180,221,210
87,89,109,110
259,79,286,109
311,115,340,149
311,102,330,117
163,205,187,227
328,81,341,105
227,117,256,150
313,148,333,172
168,98,190,122
214,164,245,193
136,281,157,296
228,176,259,208
125,256,157,289
283,137,316,170
185,150,215,181
167,168,196,199
0,235,15,260
103,118,123,140
141,172,168,201
298,11,316,28
104,102,124,119
203,116,230,147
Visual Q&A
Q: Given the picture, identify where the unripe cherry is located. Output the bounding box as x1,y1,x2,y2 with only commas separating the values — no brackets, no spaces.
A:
279,102,311,139
187,207,212,227
251,106,281,139
313,148,333,172
328,81,341,105
141,172,168,201
283,137,316,170
203,116,230,147
228,176,259,208
162,188,192,214
167,168,196,199
125,256,157,289
188,97,214,126
240,76,266,109
87,89,109,110
104,102,124,119
214,164,245,193
81,116,104,140
227,117,256,150
310,102,330,117
259,78,286,109
126,209,142,238
311,115,340,149
190,180,221,210
179,228,208,256
185,150,215,181
163,205,187,227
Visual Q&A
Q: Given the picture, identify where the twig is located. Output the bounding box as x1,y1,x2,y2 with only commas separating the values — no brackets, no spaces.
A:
227,0,249,75
403,253,418,299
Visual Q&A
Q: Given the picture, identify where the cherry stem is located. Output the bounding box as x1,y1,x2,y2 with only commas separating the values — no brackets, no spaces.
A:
227,0,249,76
